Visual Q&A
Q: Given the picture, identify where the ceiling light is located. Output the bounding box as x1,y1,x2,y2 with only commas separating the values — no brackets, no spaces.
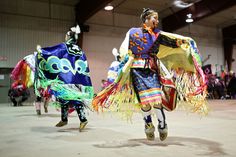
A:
186,13,194,23
104,4,114,11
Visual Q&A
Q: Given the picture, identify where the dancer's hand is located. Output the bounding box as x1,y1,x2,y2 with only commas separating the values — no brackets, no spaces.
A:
36,45,42,52
122,56,134,73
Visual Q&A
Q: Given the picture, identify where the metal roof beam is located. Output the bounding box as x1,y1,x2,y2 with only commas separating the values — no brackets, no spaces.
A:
162,0,236,32
75,0,113,23
223,24,236,71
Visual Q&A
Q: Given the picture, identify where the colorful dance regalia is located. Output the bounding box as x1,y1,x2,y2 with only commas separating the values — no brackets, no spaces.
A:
11,52,52,100
35,39,94,108
93,27,208,119
107,60,121,85
11,53,36,88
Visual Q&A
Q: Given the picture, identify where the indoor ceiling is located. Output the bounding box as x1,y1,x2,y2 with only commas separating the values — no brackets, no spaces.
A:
110,0,196,18
195,5,236,28
26,0,79,6
14,0,236,30
109,0,236,29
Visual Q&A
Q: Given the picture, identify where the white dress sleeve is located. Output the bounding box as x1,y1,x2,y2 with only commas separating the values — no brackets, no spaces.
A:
119,30,130,58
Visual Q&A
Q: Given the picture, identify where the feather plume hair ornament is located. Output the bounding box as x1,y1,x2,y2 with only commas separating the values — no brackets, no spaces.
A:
70,25,81,40
71,25,81,34
66,25,81,42
112,48,119,56
112,48,121,61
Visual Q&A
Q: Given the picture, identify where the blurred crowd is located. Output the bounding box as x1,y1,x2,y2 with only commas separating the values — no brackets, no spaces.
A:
206,71,236,99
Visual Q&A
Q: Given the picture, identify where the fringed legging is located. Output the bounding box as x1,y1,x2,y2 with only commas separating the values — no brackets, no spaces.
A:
61,104,87,123
142,103,166,129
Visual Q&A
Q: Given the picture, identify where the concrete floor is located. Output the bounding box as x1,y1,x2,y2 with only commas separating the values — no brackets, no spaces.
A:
0,100,236,157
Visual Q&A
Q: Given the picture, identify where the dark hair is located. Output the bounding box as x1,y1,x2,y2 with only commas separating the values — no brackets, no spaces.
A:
116,55,121,62
140,8,157,23
65,25,80,43
67,31,76,38
66,30,77,43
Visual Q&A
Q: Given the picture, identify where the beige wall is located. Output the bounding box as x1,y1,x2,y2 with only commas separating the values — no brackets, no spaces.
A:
0,0,75,67
0,3,226,93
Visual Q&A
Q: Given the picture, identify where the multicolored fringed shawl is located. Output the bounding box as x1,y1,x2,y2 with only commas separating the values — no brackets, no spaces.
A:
35,42,94,106
11,54,36,88
93,31,208,120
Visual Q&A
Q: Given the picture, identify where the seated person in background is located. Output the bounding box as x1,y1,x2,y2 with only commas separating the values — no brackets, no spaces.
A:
227,71,236,99
214,78,226,99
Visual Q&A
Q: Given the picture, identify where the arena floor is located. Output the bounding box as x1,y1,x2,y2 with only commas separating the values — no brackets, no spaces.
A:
0,100,236,157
